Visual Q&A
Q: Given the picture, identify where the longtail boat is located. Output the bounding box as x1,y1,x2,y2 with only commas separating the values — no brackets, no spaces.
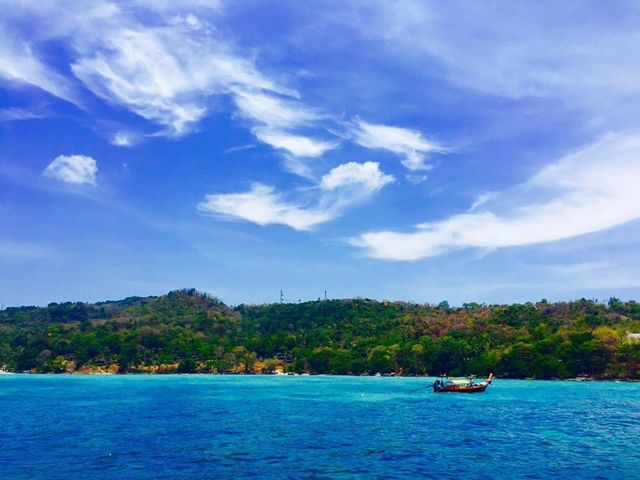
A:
433,373,494,393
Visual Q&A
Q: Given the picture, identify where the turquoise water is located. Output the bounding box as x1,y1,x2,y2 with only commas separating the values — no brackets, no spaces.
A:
1,375,638,479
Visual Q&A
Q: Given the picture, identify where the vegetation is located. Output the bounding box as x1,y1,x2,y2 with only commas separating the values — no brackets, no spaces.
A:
1,289,639,379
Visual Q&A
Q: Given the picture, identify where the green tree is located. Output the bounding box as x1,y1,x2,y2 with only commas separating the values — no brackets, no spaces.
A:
367,346,394,374
308,347,334,373
178,358,198,373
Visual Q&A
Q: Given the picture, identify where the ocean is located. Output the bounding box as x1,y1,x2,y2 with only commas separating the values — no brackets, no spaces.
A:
1,375,638,479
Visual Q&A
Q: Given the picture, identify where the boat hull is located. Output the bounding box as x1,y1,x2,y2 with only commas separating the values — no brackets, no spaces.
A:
433,383,489,393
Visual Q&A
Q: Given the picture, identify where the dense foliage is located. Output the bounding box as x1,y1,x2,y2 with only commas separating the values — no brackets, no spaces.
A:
1,289,640,378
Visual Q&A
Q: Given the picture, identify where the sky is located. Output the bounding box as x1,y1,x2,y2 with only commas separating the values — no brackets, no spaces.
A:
2,0,640,307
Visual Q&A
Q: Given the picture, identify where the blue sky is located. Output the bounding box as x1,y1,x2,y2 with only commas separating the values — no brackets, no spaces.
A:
2,0,640,306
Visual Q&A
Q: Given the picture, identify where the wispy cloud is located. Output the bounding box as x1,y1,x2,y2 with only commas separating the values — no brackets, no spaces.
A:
0,34,80,106
233,91,315,128
366,2,640,105
70,20,291,136
223,144,256,154
469,192,499,211
43,155,98,185
350,119,444,171
64,5,339,154
545,261,613,275
1,2,295,137
251,127,338,158
232,90,340,172
197,183,333,231
198,161,393,230
352,133,640,260
0,2,447,186
0,107,45,122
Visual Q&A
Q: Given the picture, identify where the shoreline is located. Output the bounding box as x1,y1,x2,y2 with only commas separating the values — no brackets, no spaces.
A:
1,371,638,382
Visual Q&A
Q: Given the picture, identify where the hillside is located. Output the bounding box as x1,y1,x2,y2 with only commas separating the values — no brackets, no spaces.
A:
1,289,639,378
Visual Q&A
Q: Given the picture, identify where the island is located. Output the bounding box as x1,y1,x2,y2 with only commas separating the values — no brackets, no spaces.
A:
1,289,639,379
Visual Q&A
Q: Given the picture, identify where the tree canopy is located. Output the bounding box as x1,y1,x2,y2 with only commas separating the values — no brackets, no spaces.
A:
1,290,639,378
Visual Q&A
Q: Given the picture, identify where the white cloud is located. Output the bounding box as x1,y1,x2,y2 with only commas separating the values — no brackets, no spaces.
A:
320,161,393,193
1,3,417,171
198,183,332,231
62,5,323,139
251,127,338,158
0,2,295,137
352,133,640,260
43,155,98,185
0,35,79,106
233,91,318,129
66,10,310,137
232,91,335,176
70,26,210,136
350,119,443,171
233,90,340,167
0,108,44,122
469,192,498,211
198,162,393,230
111,131,135,147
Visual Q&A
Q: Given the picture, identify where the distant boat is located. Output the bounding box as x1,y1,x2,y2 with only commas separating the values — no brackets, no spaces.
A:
433,373,493,393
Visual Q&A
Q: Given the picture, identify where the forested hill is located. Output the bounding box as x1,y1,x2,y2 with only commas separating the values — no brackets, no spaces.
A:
1,289,640,379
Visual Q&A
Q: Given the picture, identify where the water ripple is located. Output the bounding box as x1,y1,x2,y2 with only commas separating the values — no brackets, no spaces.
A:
0,375,639,479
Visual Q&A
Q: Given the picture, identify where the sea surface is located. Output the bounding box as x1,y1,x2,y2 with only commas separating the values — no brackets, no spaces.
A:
1,375,639,479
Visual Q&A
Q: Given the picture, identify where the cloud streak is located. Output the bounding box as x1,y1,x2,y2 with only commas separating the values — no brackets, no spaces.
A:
0,107,45,122
352,134,640,260
362,1,640,107
0,35,80,106
71,18,293,136
233,91,316,128
1,2,296,137
197,183,333,231
0,3,442,185
198,161,393,230
251,127,338,158
233,90,338,164
350,119,444,171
